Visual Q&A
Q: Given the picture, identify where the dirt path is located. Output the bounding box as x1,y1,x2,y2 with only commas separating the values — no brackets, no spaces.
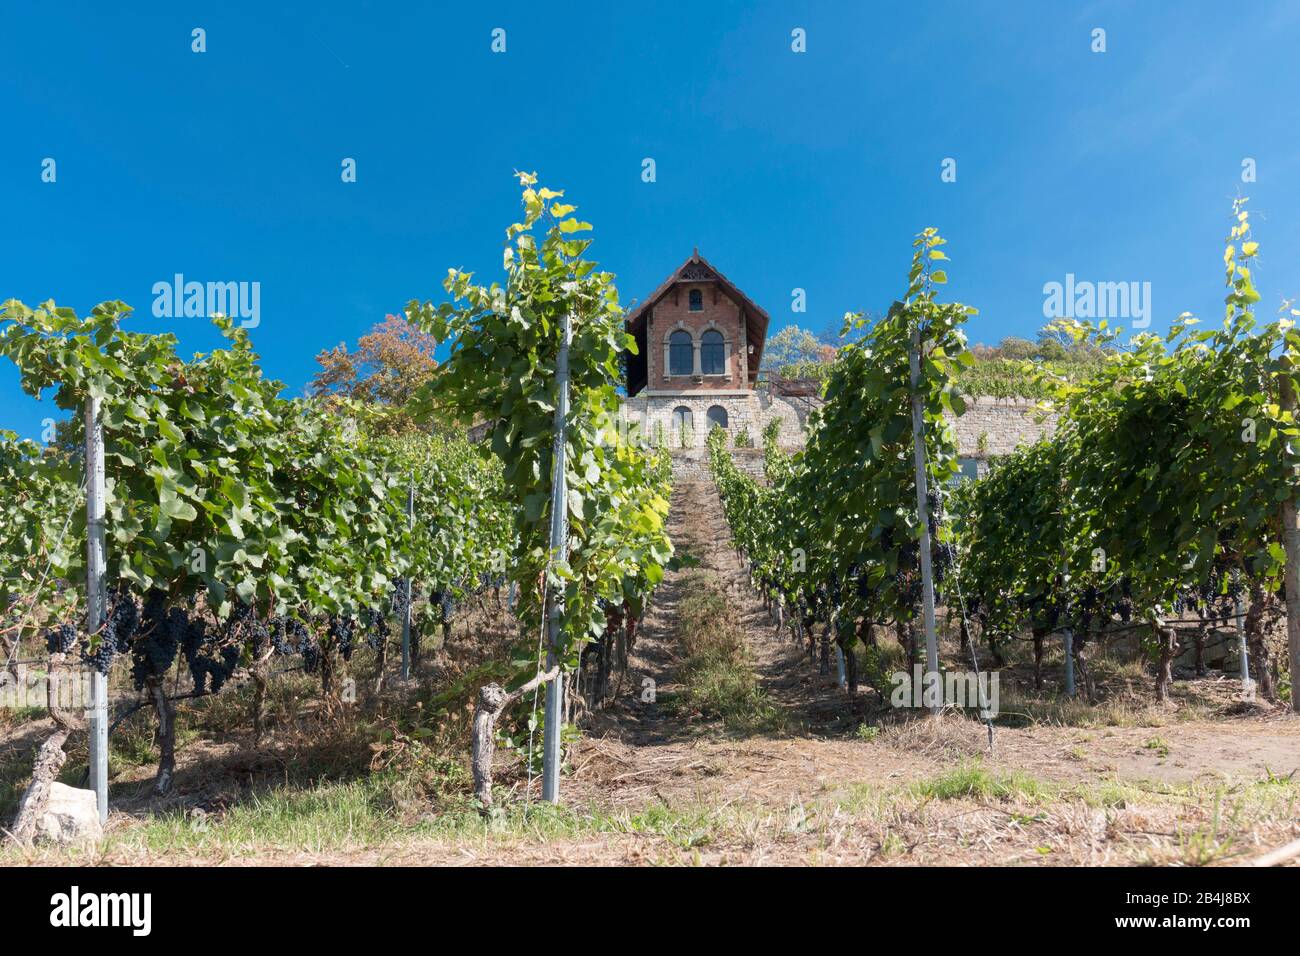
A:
574,478,1300,811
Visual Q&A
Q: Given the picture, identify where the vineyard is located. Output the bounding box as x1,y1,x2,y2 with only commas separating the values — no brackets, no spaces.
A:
1,181,1298,867
709,205,1300,713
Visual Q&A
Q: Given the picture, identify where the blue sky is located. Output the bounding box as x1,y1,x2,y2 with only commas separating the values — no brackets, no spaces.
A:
3,0,1299,439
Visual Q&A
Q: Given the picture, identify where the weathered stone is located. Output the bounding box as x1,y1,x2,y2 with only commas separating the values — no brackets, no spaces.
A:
36,782,102,845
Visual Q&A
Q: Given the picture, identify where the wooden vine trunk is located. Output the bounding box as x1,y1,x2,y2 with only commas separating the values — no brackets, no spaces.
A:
9,728,71,845
147,675,176,796
1154,625,1177,703
835,629,858,696
470,665,558,811
373,637,388,695
1244,584,1276,702
986,624,1004,668
1074,631,1096,703
250,667,268,744
9,654,83,845
898,620,917,665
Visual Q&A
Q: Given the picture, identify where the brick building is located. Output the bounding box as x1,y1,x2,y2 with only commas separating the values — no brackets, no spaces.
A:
622,251,811,448
624,249,768,395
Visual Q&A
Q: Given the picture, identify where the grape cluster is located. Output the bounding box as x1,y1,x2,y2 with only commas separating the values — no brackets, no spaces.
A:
1110,576,1134,623
173,607,244,695
476,571,507,593
112,593,141,651
361,606,389,651
82,639,116,676
80,589,142,675
299,635,321,674
1179,567,1241,623
130,591,183,690
328,613,356,661
390,579,411,618
925,488,943,538
268,616,295,656
187,639,241,694
265,615,316,672
826,572,842,606
893,543,921,606
45,623,77,655
210,645,241,692
248,618,270,658
932,541,957,585
856,571,872,600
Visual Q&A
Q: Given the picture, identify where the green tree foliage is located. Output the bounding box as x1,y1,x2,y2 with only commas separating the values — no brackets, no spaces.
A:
761,325,832,376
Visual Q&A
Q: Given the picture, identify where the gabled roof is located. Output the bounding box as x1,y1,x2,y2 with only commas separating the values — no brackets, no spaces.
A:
624,250,771,362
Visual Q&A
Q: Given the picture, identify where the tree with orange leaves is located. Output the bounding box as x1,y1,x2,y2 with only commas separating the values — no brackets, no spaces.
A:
311,314,439,433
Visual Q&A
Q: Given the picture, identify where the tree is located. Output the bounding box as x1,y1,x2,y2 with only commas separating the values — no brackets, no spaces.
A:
311,314,439,433
762,325,825,372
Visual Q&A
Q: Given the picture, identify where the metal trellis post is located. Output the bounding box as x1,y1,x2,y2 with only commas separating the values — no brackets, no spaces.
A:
542,311,572,802
1236,598,1252,697
909,324,940,713
85,396,109,824
1063,628,1075,698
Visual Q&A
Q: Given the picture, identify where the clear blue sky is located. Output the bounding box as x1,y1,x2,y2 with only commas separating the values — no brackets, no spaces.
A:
3,0,1298,438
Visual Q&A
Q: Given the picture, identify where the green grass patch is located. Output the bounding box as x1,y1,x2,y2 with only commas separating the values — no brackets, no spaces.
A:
912,763,1050,802
674,571,784,734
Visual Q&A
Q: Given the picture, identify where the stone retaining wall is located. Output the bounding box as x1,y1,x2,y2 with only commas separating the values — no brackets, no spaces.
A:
668,446,765,482
947,396,1058,477
633,392,1056,481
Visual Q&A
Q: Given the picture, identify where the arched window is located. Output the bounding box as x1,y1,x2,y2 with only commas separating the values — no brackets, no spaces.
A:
672,406,694,446
706,405,729,430
669,330,693,375
700,330,725,375
688,289,703,312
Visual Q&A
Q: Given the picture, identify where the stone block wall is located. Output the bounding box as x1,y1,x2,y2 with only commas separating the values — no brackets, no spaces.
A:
668,446,766,482
622,391,811,450
947,397,1059,477
621,391,1052,469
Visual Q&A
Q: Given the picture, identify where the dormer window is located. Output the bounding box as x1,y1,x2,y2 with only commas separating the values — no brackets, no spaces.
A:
688,289,703,312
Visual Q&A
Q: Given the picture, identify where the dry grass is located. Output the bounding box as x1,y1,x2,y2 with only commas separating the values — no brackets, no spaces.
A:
6,753,1295,867
668,570,784,734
